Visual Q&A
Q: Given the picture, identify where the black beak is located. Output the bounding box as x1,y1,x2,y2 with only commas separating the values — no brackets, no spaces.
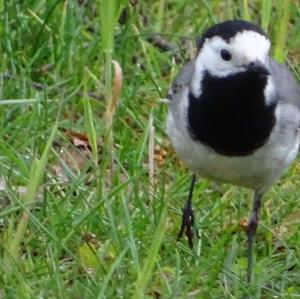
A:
246,60,270,75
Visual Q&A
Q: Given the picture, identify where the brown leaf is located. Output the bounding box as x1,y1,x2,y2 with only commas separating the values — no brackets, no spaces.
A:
239,217,248,232
82,232,100,248
62,146,91,172
66,131,91,151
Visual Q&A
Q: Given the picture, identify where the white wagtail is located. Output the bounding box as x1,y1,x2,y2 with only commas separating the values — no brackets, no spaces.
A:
166,20,300,282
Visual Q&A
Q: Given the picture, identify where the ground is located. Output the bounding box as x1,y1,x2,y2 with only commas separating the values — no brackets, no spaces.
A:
0,1,300,298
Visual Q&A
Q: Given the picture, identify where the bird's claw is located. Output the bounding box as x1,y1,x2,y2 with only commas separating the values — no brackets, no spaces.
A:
177,202,195,248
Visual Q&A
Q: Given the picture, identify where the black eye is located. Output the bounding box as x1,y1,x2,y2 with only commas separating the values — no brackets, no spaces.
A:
220,49,232,61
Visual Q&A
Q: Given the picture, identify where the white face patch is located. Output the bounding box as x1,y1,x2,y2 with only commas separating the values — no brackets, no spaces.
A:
230,31,270,64
191,30,271,83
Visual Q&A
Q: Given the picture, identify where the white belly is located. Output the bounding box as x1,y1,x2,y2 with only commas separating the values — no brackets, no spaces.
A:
167,104,300,190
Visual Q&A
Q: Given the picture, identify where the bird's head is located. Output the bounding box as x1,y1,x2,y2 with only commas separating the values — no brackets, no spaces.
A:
192,20,271,95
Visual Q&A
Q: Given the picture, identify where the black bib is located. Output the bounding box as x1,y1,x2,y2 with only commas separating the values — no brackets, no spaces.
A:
188,71,276,156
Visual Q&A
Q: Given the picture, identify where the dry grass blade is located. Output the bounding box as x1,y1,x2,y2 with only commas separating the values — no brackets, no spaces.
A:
148,113,155,195
106,60,123,126
104,60,123,180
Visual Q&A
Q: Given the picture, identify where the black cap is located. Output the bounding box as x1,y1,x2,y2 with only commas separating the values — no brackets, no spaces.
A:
197,20,267,50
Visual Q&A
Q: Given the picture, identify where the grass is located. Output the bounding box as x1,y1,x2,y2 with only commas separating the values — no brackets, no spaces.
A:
0,0,300,298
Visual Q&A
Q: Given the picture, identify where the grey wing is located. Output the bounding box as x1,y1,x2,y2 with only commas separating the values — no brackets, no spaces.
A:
270,58,300,135
269,58,300,110
167,60,195,102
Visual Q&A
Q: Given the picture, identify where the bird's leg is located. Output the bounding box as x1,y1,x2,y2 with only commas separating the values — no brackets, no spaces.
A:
178,174,196,248
246,190,263,283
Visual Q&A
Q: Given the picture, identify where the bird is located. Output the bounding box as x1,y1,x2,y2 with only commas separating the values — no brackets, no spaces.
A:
166,19,300,283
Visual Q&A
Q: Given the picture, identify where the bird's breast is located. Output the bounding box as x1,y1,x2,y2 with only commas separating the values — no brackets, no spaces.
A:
167,102,299,189
187,72,276,156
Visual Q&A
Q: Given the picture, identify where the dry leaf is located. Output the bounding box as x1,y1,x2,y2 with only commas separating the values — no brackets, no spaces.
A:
61,146,91,172
154,143,168,168
239,217,248,232
66,131,91,151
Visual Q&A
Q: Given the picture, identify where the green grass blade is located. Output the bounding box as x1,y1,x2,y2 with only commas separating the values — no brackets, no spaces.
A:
273,0,291,62
5,120,58,267
261,0,272,32
242,0,250,21
82,96,99,165
0,140,29,178
131,196,171,299
97,245,129,298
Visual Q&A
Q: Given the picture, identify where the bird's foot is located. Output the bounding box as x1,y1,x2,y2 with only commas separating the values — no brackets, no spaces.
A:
177,202,195,248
